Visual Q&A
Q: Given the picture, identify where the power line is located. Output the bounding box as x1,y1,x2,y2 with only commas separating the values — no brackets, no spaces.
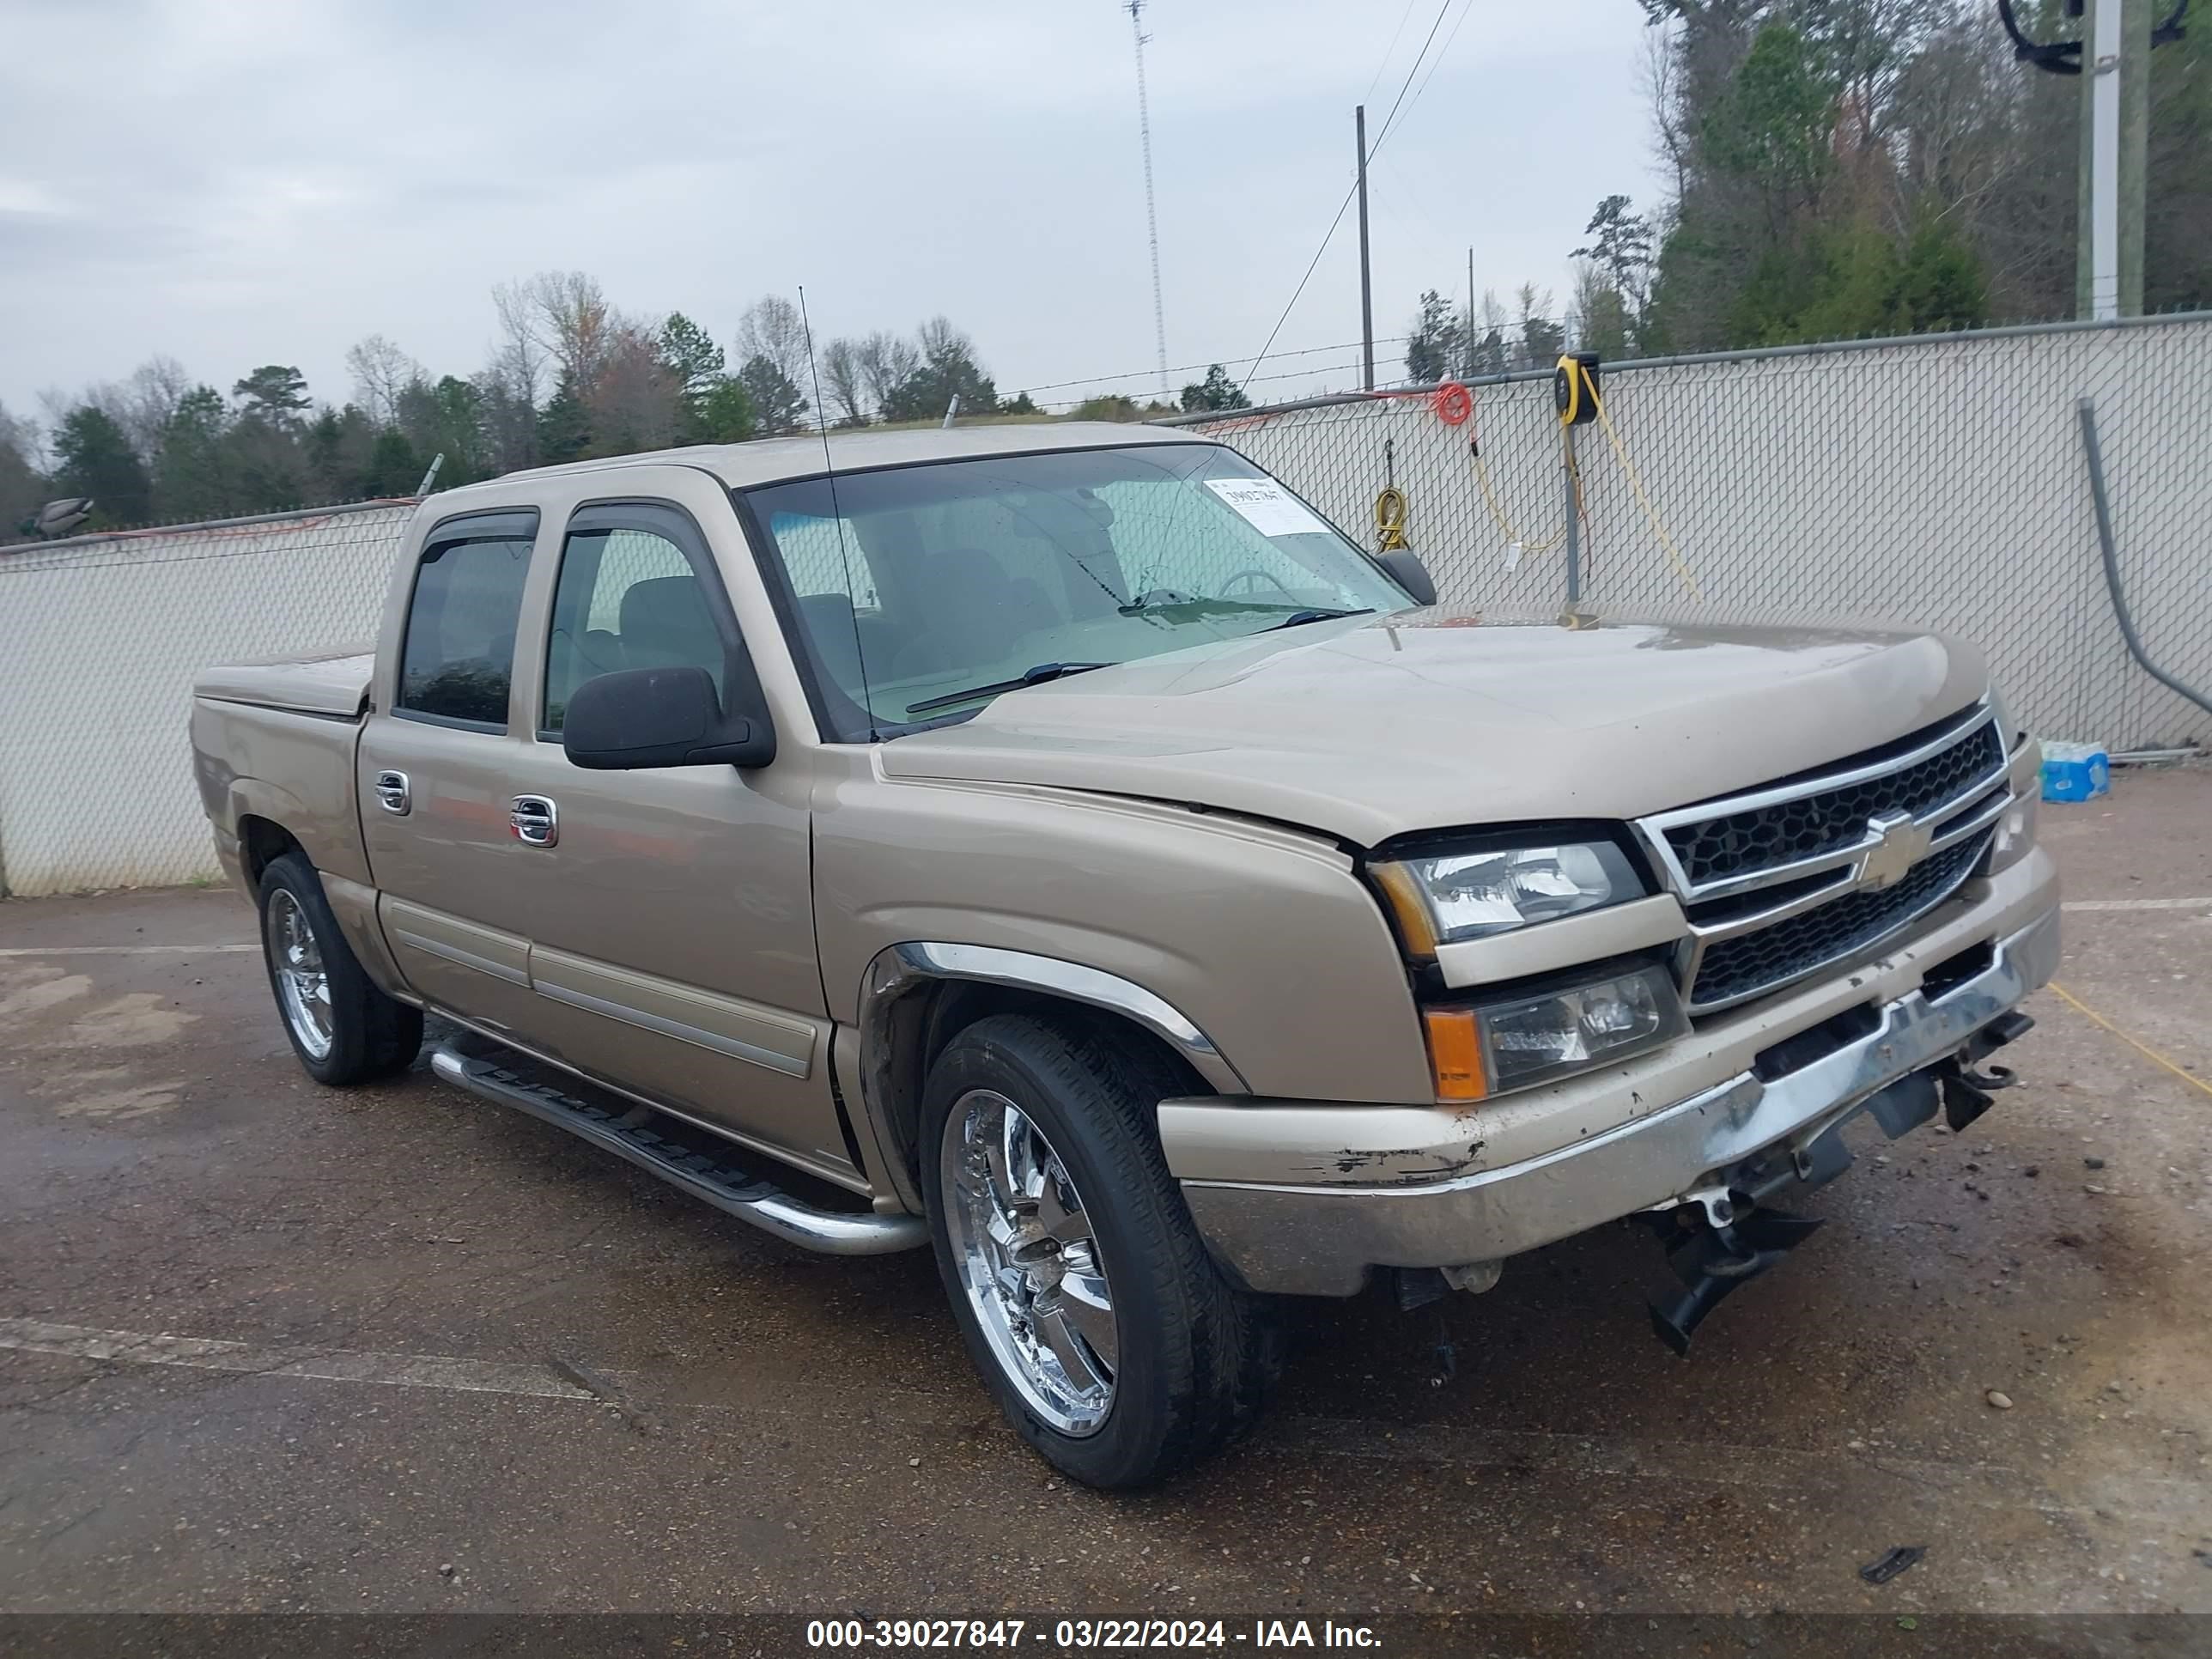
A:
1393,0,1475,143
1234,179,1364,394
1235,0,1468,392
1362,0,1421,106
1369,0,1456,151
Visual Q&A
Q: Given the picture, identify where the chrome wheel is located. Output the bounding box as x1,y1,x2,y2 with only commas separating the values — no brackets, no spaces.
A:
267,888,334,1061
940,1088,1118,1436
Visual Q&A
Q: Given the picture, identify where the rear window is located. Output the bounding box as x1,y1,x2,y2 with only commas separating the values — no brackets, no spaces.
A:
397,517,538,728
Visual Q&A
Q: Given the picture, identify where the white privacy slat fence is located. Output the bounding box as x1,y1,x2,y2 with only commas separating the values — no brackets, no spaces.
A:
1,315,2205,896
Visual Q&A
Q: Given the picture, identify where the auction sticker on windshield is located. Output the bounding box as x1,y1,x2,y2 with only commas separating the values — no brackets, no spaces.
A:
1201,477,1330,538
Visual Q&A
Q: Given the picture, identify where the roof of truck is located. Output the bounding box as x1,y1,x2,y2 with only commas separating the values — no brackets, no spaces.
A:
496,421,1212,493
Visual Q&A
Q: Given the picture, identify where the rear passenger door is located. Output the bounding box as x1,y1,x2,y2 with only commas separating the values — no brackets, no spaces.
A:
357,508,551,1042
495,495,850,1186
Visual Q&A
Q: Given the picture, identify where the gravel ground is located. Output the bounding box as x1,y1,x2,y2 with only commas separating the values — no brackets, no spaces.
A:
0,767,2206,1649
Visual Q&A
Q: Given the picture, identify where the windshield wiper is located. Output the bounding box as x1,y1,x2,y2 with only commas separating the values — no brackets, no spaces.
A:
906,662,1111,717
1261,607,1374,632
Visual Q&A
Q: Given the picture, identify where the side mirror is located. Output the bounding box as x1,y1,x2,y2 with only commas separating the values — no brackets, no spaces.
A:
562,665,776,770
1378,548,1437,607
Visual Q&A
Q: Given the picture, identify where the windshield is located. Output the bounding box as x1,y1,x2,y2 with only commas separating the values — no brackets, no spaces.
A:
743,442,1413,739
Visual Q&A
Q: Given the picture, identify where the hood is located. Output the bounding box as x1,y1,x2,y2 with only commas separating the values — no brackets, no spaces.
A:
878,611,1986,847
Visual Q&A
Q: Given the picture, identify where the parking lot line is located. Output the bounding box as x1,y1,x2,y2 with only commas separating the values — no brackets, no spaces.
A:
2061,896,2212,911
0,943,257,957
0,1316,593,1400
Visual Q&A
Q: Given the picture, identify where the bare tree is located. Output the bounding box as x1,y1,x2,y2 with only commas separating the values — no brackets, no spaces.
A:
1888,6,2026,225
489,280,546,405
916,315,978,368
822,337,869,426
0,399,46,532
1641,27,1691,212
0,399,38,465
853,331,921,412
1569,262,1632,357
1513,283,1563,369
735,295,811,390
586,321,684,456
523,270,617,392
345,334,422,426
39,356,195,468
481,281,547,471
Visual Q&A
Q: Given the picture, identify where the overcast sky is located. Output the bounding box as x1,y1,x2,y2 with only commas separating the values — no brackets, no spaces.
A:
0,0,1662,425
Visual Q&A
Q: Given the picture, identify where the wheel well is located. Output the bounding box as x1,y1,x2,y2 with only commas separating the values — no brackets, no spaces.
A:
237,816,303,886
875,980,1212,1192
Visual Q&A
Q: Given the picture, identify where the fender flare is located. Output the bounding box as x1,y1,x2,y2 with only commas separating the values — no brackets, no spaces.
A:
853,942,1249,1212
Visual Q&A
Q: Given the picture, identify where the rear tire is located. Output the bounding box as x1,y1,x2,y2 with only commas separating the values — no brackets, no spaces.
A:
258,851,422,1085
920,1012,1283,1490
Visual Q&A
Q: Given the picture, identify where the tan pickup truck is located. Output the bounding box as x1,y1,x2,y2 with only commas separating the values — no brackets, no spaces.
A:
191,424,2057,1487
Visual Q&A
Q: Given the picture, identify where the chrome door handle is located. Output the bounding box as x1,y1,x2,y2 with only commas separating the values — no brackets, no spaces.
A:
509,795,559,847
374,771,410,815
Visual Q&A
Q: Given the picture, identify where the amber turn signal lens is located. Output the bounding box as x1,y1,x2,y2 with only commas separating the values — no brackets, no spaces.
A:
1423,1008,1487,1103
1370,862,1440,959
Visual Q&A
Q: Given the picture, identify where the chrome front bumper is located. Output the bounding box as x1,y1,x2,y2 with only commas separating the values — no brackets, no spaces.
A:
1176,878,2061,1297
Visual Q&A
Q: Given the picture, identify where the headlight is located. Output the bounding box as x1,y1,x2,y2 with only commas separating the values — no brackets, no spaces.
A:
1372,840,1644,955
1424,961,1688,1101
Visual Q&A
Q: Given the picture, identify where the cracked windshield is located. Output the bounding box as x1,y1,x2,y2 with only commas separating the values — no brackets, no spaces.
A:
745,443,1411,735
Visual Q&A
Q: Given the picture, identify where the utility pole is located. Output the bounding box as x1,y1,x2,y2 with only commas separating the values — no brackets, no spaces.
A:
2074,0,2154,319
1466,246,1476,378
1356,105,1375,390
1128,1,1170,400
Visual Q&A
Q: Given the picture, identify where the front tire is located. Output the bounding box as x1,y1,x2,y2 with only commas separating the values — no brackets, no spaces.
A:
258,851,422,1085
920,1013,1282,1489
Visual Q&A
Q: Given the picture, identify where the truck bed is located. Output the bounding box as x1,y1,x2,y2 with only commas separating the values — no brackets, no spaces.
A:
194,650,374,720
191,650,375,894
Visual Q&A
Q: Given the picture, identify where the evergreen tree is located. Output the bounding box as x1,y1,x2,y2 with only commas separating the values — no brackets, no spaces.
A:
536,371,592,463
737,355,808,436
231,365,312,425
1403,291,1459,384
691,376,758,443
1177,365,1250,412
153,386,234,521
659,313,734,443
362,427,425,497
52,405,151,526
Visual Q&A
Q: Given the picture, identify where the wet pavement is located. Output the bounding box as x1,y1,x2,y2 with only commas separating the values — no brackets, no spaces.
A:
1,768,2207,1638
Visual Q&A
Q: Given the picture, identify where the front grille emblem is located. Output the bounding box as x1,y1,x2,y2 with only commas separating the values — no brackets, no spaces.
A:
1859,809,1933,891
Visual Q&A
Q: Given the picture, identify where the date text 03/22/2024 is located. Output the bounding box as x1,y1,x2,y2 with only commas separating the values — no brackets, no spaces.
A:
804,1619,1382,1650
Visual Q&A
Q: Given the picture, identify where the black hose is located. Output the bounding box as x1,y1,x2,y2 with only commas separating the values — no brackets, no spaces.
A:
2076,398,2212,720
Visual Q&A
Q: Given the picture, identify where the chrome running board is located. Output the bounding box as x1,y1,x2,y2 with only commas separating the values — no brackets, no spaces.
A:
428,1045,926,1256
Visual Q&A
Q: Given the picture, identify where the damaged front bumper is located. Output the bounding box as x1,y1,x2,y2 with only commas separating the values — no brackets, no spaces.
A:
1170,852,2061,1298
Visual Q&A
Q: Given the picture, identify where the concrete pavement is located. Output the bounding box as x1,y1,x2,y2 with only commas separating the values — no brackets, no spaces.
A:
1,769,2207,1638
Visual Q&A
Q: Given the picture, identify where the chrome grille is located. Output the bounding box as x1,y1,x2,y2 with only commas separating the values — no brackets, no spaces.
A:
1664,720,2004,888
1687,832,1991,1010
1636,703,2015,1014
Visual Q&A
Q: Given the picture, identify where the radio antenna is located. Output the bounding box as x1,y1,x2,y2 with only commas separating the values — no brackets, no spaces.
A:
796,286,878,739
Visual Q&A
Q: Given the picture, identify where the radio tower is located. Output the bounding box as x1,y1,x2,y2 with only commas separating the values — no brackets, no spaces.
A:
1128,0,1170,399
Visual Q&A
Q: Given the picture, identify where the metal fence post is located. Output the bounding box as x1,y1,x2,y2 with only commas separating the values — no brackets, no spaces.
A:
1563,426,1581,607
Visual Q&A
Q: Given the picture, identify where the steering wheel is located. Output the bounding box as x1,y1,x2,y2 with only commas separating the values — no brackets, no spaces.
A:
1221,568,1301,601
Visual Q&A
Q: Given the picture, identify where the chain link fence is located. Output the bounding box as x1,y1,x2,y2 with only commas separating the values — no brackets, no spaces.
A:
1171,312,2212,763
1,313,2205,896
0,503,414,896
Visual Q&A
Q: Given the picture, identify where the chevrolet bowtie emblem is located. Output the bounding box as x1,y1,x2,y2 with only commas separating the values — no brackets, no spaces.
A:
1860,809,1932,890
